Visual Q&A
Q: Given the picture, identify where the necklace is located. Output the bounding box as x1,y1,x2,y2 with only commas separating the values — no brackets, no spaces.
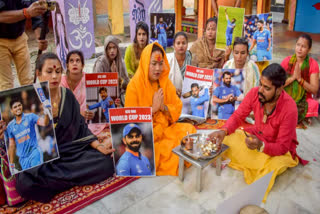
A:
51,89,61,116
262,104,276,123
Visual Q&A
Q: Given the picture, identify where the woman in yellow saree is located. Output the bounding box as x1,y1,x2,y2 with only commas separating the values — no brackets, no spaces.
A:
125,42,196,175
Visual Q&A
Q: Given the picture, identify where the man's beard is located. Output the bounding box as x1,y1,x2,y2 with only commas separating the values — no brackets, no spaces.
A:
127,141,141,153
258,92,277,104
224,81,231,87
192,94,199,98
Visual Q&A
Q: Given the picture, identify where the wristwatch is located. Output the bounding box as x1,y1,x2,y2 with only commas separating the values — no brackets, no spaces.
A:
258,141,265,152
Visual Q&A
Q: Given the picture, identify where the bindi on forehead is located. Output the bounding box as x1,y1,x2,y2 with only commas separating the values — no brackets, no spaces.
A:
153,53,163,62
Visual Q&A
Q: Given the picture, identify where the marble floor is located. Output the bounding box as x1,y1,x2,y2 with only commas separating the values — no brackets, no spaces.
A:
75,119,320,214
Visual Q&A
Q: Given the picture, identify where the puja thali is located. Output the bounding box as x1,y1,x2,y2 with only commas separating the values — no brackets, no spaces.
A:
180,133,222,160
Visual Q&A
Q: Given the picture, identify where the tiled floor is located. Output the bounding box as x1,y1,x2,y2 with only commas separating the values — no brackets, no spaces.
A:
75,120,320,214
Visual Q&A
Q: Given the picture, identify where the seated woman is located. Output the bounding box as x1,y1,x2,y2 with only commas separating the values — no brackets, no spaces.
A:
281,34,319,124
61,50,107,135
93,35,130,105
125,42,196,176
167,31,191,97
223,37,260,95
190,17,230,69
16,53,114,203
124,21,149,78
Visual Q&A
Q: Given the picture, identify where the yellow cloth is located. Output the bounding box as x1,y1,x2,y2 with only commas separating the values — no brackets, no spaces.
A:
124,44,140,78
223,130,299,202
256,61,270,74
125,42,196,175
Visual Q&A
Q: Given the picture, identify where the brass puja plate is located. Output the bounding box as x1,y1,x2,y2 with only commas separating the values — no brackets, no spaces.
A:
180,133,222,160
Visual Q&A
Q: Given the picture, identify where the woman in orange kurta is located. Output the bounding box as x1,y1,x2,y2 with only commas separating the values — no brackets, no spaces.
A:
125,42,196,176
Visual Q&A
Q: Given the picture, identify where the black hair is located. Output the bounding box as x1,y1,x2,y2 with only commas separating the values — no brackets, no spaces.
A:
173,31,188,43
205,17,217,29
233,37,249,53
134,21,149,45
67,50,85,65
36,52,61,73
152,43,165,56
262,63,287,88
191,83,199,89
222,71,231,78
297,34,312,49
99,87,107,93
10,97,22,108
258,20,264,25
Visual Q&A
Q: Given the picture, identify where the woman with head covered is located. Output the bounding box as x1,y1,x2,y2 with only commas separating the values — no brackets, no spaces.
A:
190,17,231,69
93,35,130,106
125,42,196,176
281,34,319,124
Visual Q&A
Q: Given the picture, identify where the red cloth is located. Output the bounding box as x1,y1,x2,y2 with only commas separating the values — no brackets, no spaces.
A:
0,178,6,205
223,87,308,165
281,56,320,118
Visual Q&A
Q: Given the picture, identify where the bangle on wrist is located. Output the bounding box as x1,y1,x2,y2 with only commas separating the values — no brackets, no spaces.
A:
299,78,305,86
23,8,31,19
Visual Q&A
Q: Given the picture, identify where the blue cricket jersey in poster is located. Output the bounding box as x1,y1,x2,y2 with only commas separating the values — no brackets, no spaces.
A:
116,151,153,176
6,113,43,169
88,96,115,122
226,20,236,35
190,88,210,118
253,29,271,50
156,23,168,35
213,84,242,119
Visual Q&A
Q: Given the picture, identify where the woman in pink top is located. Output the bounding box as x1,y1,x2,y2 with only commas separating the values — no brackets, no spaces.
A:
61,50,106,135
281,34,319,124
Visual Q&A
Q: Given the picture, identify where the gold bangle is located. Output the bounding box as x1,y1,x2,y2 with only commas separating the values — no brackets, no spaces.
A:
299,78,304,86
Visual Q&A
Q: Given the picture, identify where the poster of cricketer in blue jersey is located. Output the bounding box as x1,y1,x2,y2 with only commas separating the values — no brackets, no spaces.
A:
216,6,245,50
0,82,59,175
150,13,175,51
211,69,245,120
85,72,119,124
180,65,213,120
244,13,273,62
109,107,155,177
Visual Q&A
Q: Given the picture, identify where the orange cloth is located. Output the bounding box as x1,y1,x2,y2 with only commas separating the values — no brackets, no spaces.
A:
217,0,236,7
125,42,196,176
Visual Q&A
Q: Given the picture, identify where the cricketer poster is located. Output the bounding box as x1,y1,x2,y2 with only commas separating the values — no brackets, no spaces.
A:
244,13,273,62
109,107,155,177
52,0,95,68
216,6,245,50
0,82,59,175
211,69,244,120
129,0,163,42
180,65,213,120
85,73,119,124
150,13,175,50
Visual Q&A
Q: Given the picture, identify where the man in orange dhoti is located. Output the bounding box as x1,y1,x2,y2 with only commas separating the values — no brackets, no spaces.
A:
125,42,196,176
